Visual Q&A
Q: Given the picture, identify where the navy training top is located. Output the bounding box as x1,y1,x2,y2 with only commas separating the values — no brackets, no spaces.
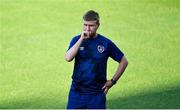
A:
67,34,124,94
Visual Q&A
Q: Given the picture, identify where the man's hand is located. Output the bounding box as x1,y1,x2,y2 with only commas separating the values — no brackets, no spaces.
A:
80,31,90,40
102,80,113,94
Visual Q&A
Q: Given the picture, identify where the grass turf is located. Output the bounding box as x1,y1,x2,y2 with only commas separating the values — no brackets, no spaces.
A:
0,0,180,108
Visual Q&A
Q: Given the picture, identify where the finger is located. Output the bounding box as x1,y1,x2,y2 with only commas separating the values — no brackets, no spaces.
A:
102,85,106,89
104,88,108,94
84,33,87,37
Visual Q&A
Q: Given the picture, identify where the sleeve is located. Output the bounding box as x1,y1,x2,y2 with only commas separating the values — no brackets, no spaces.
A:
67,36,79,51
109,41,124,63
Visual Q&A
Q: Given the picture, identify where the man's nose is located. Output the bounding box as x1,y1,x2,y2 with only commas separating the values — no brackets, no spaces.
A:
87,26,90,30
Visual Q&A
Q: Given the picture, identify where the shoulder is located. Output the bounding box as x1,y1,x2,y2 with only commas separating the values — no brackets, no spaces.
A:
71,34,81,42
73,34,81,40
98,34,112,43
98,34,114,45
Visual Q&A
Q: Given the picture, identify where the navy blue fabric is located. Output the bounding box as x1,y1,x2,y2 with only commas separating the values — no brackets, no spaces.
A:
67,87,106,109
67,34,124,94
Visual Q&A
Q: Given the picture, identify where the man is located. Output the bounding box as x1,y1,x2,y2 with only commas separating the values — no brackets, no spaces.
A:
65,10,128,109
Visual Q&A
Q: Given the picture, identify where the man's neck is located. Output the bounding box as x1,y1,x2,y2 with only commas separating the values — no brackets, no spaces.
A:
91,33,98,39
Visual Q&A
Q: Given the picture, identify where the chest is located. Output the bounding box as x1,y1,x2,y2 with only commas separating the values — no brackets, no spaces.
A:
77,40,109,60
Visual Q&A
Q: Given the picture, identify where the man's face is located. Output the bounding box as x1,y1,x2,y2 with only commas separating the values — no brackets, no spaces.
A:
83,20,99,38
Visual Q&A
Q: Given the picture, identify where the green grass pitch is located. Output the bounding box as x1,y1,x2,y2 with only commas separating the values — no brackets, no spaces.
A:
0,0,180,108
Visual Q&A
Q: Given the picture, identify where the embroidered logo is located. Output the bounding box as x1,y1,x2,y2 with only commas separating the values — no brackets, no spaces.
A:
79,46,84,51
97,45,105,53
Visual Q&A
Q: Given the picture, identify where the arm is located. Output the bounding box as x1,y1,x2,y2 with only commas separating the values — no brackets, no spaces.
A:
112,56,128,81
65,36,83,62
102,56,128,94
65,32,88,62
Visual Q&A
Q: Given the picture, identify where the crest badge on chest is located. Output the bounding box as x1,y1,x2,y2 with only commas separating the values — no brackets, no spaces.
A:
97,45,105,53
